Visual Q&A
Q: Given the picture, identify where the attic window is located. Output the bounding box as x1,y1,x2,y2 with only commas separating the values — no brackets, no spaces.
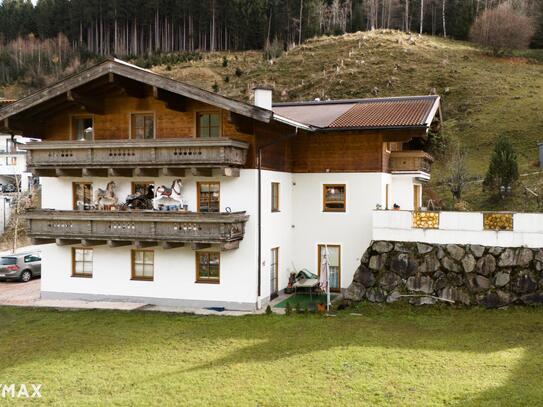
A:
72,116,93,141
131,113,155,139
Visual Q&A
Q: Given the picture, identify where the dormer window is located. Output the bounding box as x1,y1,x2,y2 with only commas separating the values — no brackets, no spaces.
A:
72,116,93,141
131,113,155,139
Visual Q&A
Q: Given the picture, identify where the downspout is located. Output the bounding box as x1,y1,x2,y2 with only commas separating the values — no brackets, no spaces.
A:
256,128,298,306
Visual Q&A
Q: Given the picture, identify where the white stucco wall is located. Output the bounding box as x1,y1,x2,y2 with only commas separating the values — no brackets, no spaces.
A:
40,170,260,309
39,168,423,308
373,210,543,248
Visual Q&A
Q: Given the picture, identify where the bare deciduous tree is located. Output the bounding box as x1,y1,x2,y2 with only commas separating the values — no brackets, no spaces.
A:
446,144,470,202
470,3,536,53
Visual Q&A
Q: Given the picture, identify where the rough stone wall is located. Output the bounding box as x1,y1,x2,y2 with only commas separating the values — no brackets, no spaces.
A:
344,241,543,308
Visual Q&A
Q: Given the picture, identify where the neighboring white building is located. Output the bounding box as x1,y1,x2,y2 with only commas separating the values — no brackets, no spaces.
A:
0,133,35,192
0,60,441,310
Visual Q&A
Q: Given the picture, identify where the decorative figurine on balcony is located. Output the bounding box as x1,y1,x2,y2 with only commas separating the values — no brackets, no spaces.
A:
155,179,183,211
95,181,118,210
125,184,155,210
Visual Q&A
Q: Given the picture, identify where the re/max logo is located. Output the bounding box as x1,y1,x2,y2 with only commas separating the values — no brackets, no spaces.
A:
1,384,42,398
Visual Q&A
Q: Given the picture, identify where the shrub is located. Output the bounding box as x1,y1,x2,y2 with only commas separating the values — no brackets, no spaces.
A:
222,56,228,67
470,4,536,55
294,302,301,313
212,82,219,93
265,305,273,315
224,75,230,83
263,38,284,60
235,67,243,77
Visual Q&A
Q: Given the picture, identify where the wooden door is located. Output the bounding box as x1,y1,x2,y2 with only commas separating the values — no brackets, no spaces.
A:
270,248,279,299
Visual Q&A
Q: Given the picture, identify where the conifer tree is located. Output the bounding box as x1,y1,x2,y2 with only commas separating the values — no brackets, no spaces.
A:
483,134,519,198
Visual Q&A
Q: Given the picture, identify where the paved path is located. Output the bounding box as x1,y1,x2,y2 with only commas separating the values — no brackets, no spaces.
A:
0,279,40,305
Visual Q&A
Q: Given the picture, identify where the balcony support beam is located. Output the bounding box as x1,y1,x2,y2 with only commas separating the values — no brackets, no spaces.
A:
191,168,213,177
81,239,107,247
191,243,212,251
56,238,81,246
161,168,186,177
221,167,240,177
83,168,108,177
108,168,133,177
31,238,55,245
134,241,158,249
133,167,159,177
161,242,185,250
56,168,82,177
107,240,132,248
220,241,240,251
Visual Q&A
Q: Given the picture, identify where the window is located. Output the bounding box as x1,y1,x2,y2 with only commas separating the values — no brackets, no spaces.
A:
72,248,93,278
5,156,16,166
131,250,154,281
323,184,346,212
131,113,155,139
24,254,41,263
270,248,279,298
197,112,221,138
198,182,220,213
72,116,93,141
271,182,280,212
6,139,16,154
414,184,422,210
132,182,153,195
73,182,93,210
196,252,220,283
318,245,341,292
385,142,391,153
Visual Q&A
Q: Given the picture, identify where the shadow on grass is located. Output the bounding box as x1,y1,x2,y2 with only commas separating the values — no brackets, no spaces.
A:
0,305,542,404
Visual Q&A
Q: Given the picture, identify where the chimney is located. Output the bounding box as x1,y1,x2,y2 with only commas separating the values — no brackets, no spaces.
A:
253,86,273,110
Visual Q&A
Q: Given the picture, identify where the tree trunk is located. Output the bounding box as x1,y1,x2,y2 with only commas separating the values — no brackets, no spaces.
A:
420,0,424,34
298,0,303,45
442,0,447,37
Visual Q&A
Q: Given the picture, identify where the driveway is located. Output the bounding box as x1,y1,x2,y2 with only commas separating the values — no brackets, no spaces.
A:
0,278,41,305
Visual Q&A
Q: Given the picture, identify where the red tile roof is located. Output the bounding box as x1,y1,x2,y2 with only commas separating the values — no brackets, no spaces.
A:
273,96,440,130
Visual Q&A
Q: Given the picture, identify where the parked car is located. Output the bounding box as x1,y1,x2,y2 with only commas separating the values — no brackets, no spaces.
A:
0,252,41,282
2,184,16,193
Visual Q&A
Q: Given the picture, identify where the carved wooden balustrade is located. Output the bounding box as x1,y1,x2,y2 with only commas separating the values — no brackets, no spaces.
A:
389,150,434,173
24,209,249,251
24,138,249,177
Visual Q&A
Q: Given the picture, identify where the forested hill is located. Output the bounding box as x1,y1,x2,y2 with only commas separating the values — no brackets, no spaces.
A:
0,0,542,56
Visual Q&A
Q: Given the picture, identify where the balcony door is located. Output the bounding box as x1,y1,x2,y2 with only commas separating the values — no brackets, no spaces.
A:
72,116,93,141
318,244,341,292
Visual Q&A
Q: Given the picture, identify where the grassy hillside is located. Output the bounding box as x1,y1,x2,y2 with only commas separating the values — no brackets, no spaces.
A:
152,30,543,212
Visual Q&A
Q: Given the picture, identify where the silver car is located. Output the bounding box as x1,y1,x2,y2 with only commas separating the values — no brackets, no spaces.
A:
0,252,41,282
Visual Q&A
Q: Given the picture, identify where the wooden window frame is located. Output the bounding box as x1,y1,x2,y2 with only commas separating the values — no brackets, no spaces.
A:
72,247,93,278
195,111,222,138
414,184,422,210
271,182,280,212
70,114,94,141
129,112,156,140
317,244,341,293
197,182,220,213
131,181,154,195
72,182,93,210
131,249,155,281
323,184,346,213
195,251,220,284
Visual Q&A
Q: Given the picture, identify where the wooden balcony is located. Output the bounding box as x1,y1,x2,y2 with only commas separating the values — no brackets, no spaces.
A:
24,210,249,251
389,150,434,174
24,138,249,177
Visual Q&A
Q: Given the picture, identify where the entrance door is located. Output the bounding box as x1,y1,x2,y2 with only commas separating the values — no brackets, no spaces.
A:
318,245,341,292
270,248,279,299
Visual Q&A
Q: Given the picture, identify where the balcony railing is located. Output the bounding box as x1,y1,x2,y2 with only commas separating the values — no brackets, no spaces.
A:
24,138,249,177
389,150,434,174
24,209,249,251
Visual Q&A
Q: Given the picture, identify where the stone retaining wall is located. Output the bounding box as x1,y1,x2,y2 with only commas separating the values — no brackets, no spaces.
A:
344,241,543,308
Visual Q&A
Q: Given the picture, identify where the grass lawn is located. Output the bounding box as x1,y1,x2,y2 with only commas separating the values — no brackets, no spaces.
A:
1,306,543,405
